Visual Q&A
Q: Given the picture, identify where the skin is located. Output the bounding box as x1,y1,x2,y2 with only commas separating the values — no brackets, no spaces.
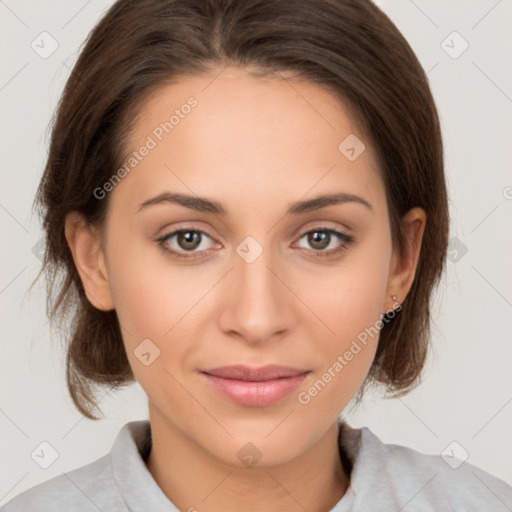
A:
65,65,426,512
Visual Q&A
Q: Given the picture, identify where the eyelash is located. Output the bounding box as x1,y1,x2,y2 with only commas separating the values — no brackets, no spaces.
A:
156,227,354,261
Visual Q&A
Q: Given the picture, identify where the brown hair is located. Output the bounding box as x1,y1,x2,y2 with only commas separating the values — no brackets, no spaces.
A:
31,0,449,419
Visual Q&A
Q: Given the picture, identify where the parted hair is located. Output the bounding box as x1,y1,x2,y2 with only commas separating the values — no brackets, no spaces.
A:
31,0,449,419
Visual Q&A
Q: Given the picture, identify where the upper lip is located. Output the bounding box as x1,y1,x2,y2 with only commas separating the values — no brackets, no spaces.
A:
201,365,310,381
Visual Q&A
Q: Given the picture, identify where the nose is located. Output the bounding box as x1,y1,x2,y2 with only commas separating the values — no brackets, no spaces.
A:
218,241,296,345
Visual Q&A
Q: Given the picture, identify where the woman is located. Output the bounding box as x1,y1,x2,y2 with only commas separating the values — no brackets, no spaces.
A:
3,0,511,510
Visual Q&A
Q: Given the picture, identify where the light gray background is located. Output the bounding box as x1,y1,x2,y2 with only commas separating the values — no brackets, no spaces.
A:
1,0,511,504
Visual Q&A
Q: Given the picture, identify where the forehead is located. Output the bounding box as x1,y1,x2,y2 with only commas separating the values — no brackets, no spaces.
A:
110,66,384,216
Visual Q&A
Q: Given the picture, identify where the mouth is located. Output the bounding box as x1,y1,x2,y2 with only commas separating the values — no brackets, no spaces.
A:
200,365,311,407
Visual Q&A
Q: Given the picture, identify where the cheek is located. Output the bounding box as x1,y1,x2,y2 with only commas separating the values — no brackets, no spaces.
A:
303,248,390,344
296,243,390,402
106,238,215,379
106,230,206,335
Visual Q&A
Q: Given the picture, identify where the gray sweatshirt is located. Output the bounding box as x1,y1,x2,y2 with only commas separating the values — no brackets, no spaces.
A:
1,419,512,511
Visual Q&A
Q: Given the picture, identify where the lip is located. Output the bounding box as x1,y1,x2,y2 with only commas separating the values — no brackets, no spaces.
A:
200,365,311,407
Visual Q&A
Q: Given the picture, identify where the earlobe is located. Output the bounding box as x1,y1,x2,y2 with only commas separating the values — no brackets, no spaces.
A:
385,207,427,309
64,211,114,311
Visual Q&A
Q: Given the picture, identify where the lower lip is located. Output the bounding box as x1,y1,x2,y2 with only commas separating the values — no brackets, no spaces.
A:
201,372,310,407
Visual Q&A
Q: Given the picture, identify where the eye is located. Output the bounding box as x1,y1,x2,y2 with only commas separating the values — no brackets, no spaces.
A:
294,228,354,259
157,228,216,260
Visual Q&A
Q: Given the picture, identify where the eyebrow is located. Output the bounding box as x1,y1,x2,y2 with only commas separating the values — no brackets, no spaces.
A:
137,191,373,215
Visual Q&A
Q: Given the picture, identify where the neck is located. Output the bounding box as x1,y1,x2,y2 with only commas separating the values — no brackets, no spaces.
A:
144,405,350,512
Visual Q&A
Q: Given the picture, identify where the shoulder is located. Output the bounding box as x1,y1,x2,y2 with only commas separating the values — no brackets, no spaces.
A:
339,422,512,512
0,454,124,512
361,427,512,512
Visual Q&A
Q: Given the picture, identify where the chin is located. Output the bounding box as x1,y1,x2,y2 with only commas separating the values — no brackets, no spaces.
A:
200,422,317,469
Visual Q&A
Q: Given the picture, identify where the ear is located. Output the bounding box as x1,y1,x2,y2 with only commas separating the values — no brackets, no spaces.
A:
64,211,114,311
384,207,426,312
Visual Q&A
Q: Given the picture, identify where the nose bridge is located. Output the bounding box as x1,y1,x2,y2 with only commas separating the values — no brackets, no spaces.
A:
219,232,293,342
237,237,279,299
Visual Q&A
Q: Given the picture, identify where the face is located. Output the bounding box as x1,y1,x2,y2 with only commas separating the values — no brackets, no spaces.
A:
68,65,424,467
